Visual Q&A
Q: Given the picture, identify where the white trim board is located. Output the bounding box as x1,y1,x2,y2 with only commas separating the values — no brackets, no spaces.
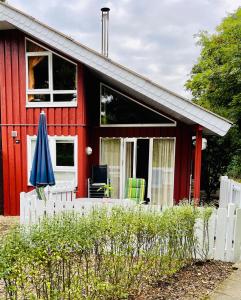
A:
0,2,232,136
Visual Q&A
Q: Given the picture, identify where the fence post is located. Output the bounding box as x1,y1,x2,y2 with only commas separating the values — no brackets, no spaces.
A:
233,208,241,262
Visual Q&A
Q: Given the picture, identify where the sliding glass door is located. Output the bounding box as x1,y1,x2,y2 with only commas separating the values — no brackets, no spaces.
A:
100,137,175,205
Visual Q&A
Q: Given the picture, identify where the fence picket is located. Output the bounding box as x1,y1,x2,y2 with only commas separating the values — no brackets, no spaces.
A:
233,208,241,262
214,208,227,261
195,218,204,259
220,176,241,208
225,204,235,261
207,211,216,259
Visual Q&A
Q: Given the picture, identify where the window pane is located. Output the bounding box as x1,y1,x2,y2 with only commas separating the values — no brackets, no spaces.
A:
53,93,77,102
151,139,175,206
31,140,36,162
28,56,49,89
53,54,76,90
26,40,46,52
101,139,121,198
101,85,175,125
56,142,74,166
28,94,50,102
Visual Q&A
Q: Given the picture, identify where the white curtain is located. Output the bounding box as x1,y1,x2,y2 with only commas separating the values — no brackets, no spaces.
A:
125,142,134,182
101,139,121,198
151,139,175,206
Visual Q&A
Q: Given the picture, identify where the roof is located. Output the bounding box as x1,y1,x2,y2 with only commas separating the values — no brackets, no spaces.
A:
0,2,232,136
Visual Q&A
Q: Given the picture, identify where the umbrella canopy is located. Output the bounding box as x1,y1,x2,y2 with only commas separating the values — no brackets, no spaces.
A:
30,111,55,187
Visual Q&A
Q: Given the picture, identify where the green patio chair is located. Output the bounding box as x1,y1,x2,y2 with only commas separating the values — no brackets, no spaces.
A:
126,178,145,204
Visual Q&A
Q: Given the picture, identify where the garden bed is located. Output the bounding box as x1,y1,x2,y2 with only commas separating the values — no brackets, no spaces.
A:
136,260,233,300
0,206,231,299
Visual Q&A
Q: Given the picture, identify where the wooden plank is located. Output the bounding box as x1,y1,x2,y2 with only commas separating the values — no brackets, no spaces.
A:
55,108,62,136
207,210,216,259
47,108,55,136
20,192,26,225
233,208,241,262
226,203,235,261
219,176,228,208
214,207,227,261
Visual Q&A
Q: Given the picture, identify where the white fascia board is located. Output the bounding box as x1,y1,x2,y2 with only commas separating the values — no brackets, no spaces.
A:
0,3,232,136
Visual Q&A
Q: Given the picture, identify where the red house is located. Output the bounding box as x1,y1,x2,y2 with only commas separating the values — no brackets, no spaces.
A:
0,3,231,216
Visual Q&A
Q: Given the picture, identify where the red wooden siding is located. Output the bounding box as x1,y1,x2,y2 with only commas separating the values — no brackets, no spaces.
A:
0,29,194,215
0,30,88,215
90,125,193,203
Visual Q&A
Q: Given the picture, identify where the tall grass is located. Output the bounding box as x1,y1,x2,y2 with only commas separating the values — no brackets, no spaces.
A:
0,205,211,299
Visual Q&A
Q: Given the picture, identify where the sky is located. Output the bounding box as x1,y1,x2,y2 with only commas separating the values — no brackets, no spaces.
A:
7,0,241,98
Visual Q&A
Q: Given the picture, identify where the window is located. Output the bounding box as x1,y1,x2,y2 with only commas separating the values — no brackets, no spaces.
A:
26,39,77,107
56,141,74,167
100,84,176,127
27,136,77,186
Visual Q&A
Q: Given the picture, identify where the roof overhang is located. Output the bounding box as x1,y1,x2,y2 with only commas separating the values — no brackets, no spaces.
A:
0,2,232,136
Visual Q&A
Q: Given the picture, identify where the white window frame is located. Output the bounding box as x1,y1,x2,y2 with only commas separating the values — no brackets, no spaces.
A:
100,83,177,127
25,38,78,108
27,135,78,186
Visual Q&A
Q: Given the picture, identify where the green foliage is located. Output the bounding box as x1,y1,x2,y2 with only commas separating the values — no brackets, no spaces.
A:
186,8,241,125
97,183,112,197
0,205,211,299
227,154,241,179
186,8,241,196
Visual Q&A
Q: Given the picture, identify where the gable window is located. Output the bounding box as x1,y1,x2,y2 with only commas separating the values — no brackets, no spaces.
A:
27,136,78,185
100,84,176,127
26,39,77,107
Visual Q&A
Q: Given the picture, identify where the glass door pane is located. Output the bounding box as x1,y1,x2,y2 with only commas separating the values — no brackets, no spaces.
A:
123,139,137,197
151,138,175,206
100,138,121,198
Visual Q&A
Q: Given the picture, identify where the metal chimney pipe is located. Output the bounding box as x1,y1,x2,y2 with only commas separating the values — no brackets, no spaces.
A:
101,7,110,57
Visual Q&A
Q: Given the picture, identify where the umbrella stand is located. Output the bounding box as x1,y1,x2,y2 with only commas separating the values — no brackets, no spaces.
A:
36,186,47,201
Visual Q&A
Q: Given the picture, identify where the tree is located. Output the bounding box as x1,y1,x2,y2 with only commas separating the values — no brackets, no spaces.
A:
186,8,241,200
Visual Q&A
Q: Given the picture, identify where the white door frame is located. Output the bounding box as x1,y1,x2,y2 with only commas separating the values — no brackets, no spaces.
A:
100,137,176,203
121,138,137,198
147,138,153,199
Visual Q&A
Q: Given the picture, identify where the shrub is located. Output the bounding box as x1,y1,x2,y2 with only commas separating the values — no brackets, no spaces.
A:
0,205,211,299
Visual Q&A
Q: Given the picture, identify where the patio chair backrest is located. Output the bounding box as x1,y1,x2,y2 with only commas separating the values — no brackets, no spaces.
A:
126,178,145,203
91,165,108,184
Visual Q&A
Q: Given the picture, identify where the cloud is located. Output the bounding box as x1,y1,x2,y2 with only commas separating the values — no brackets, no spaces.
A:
7,0,240,97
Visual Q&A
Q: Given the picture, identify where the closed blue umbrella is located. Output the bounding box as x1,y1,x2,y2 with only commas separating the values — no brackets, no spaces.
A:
30,111,55,199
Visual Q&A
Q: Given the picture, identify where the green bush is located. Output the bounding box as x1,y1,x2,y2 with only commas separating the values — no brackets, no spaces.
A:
0,205,210,299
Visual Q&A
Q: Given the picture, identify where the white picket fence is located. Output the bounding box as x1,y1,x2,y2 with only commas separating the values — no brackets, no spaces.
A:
20,187,241,263
219,176,241,208
196,204,241,262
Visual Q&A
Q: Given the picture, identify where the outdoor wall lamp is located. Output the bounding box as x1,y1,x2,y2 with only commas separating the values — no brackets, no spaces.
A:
86,146,93,156
192,137,207,150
